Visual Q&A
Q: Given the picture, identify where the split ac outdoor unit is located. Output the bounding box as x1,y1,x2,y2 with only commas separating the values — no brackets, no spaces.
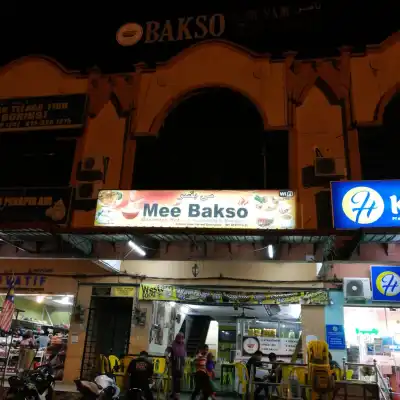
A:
343,278,372,302
314,157,346,177
75,156,110,200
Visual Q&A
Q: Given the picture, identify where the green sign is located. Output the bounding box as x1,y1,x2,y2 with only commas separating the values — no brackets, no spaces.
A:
355,328,379,335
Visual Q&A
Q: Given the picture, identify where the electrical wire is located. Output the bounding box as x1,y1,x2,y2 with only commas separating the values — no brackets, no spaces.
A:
0,271,342,284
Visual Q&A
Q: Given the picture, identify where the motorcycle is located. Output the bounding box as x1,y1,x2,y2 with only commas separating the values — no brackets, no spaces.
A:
74,374,120,399
6,364,55,400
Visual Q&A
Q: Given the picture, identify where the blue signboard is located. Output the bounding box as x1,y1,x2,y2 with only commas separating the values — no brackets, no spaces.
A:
331,180,400,229
371,265,400,302
326,324,346,350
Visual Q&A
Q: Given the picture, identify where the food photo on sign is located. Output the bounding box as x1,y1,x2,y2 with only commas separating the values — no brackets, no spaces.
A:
94,189,296,229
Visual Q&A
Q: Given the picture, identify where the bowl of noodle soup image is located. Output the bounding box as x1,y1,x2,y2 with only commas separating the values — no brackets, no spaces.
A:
98,190,124,208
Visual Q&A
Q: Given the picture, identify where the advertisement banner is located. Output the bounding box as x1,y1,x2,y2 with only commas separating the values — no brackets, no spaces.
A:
139,284,329,305
331,180,400,229
0,94,87,134
242,336,298,356
371,265,400,302
0,186,73,225
326,325,346,350
95,189,296,229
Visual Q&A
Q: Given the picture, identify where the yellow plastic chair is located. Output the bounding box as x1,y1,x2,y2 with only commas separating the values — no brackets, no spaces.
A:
109,355,120,372
235,362,249,400
152,357,166,374
183,358,194,389
99,354,111,374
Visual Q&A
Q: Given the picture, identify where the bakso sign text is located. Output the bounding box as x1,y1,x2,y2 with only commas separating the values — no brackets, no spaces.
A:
331,180,400,229
94,190,296,229
116,14,225,46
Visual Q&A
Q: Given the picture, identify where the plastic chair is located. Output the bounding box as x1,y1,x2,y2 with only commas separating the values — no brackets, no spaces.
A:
183,358,193,389
99,354,111,374
108,355,120,372
235,362,249,400
152,357,166,374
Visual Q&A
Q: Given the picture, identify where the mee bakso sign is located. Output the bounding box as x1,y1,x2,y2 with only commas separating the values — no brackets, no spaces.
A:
94,190,296,229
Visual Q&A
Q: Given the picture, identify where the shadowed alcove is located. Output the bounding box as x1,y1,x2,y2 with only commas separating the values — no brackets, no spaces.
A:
132,87,288,190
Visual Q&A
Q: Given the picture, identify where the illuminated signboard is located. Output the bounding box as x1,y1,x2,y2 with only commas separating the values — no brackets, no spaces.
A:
94,189,296,229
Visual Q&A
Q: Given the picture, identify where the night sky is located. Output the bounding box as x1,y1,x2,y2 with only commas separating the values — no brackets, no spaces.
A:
0,2,398,189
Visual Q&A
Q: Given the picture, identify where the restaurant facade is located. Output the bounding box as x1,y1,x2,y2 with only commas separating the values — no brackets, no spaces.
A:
0,5,398,387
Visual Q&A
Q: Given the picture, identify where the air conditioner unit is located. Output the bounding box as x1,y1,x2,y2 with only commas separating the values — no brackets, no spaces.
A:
343,278,372,302
314,157,346,177
75,156,109,200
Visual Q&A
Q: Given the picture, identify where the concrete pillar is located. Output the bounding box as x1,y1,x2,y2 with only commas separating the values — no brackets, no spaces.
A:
301,306,326,360
325,290,346,363
63,285,92,383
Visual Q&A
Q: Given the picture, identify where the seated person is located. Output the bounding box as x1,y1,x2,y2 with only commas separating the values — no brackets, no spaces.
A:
329,352,341,379
127,351,154,400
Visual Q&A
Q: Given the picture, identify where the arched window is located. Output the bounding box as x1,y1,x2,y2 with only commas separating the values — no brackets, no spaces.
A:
132,87,289,190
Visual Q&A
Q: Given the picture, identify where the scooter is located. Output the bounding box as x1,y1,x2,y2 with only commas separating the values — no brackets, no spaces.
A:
74,374,120,399
6,364,55,400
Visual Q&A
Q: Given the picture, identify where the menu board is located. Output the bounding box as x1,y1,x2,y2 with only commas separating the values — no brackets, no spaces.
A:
243,337,299,356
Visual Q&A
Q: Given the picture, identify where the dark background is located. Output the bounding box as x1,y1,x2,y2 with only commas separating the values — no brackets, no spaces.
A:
1,1,397,72
0,1,398,191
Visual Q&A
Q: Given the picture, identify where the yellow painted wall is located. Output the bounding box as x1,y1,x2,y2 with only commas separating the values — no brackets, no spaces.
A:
0,35,398,230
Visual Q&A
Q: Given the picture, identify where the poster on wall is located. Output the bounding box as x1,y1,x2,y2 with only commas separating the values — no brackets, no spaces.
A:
331,180,400,229
326,324,346,350
0,94,87,134
94,189,296,229
370,265,400,302
139,284,329,305
242,336,298,356
0,187,73,225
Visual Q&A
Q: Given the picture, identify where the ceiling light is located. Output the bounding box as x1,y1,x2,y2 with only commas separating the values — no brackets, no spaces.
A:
268,245,274,259
36,296,45,304
128,240,146,257
53,296,73,306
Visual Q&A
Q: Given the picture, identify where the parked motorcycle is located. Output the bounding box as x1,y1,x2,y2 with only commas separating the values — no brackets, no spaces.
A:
6,364,55,400
74,374,120,399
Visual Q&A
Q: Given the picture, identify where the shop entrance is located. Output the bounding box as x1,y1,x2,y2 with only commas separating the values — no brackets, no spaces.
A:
81,297,133,380
149,301,302,394
0,293,73,380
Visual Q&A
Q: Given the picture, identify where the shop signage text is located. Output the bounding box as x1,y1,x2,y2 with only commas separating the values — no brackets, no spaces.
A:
371,265,400,302
0,187,72,225
95,190,296,229
0,275,46,287
138,284,329,306
0,94,87,134
326,324,346,350
331,180,400,229
242,336,298,356
145,14,225,43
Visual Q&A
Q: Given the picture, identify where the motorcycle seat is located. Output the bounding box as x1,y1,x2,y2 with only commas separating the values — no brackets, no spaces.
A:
79,380,103,395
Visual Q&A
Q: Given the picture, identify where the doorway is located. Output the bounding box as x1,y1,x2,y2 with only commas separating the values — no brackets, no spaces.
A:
81,297,133,379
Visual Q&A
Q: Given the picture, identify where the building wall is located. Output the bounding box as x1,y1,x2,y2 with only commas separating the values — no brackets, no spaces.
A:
0,34,397,229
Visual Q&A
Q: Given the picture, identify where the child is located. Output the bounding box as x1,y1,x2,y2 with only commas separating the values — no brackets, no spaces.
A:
206,353,217,400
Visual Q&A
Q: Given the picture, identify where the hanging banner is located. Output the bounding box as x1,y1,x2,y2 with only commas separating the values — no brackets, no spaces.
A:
95,189,296,229
139,284,329,305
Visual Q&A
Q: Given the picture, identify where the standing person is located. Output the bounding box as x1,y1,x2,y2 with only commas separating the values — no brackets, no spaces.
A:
246,350,267,398
166,333,186,400
18,330,37,371
191,345,213,400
